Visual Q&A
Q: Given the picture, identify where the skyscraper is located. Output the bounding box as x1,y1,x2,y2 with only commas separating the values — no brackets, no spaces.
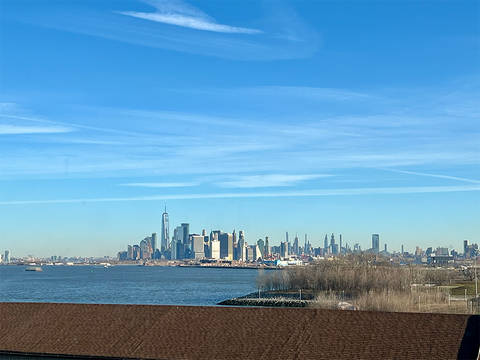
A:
140,238,151,259
238,231,246,261
372,234,380,253
219,232,233,260
191,235,205,259
324,235,328,251
331,234,338,255
161,204,169,251
293,235,299,255
181,223,190,245
232,230,237,260
264,236,269,257
151,233,157,257
280,242,288,258
257,238,265,258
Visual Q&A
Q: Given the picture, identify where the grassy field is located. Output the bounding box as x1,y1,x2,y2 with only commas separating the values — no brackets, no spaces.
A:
449,282,478,296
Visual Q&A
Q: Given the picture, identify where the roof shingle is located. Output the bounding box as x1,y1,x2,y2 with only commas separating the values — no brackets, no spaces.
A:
0,302,478,360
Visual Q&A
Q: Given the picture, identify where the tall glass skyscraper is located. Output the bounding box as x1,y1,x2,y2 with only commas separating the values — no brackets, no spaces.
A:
372,234,380,252
161,205,169,251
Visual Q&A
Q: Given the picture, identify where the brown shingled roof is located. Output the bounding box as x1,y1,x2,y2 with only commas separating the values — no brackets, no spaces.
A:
0,302,478,360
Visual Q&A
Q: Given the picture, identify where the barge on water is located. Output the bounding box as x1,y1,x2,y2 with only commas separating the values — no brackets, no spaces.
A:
25,267,42,272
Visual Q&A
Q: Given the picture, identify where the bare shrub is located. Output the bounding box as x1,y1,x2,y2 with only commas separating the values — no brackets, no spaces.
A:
257,255,460,294
255,255,475,313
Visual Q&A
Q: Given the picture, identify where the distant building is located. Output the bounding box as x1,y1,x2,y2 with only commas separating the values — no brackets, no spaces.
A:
257,239,265,259
372,234,379,253
464,243,478,258
436,247,449,256
238,231,246,261
280,242,288,258
176,241,185,260
4,250,10,264
133,245,140,260
293,235,299,255
245,246,253,262
140,237,151,259
172,225,188,260
191,235,205,259
264,236,270,257
161,205,169,251
331,244,339,255
246,245,261,262
219,232,233,260
353,243,361,253
331,234,338,255
271,245,280,255
151,233,157,257
171,238,178,260
210,240,220,260
415,246,422,257
181,223,190,245
428,254,454,264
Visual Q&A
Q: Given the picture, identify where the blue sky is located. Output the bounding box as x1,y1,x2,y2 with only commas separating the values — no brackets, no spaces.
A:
0,0,479,258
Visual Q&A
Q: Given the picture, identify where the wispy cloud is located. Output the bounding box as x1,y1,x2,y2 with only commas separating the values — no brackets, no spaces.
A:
215,174,332,188
120,0,261,34
249,86,374,102
381,168,480,184
1,80,478,180
0,103,18,111
1,113,156,138
120,182,199,188
0,124,74,135
12,1,318,61
2,185,479,205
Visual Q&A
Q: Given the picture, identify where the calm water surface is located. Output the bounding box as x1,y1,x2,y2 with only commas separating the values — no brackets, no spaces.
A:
0,265,263,306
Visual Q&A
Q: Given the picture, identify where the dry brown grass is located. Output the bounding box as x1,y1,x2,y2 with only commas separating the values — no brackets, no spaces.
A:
256,255,478,314
310,288,477,314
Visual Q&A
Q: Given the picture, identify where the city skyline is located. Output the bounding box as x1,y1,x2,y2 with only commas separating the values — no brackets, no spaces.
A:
0,1,479,257
3,207,474,259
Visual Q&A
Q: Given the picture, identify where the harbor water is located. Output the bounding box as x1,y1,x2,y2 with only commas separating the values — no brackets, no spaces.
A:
0,265,262,306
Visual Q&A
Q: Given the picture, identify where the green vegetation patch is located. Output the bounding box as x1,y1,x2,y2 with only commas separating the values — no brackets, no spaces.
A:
449,282,478,296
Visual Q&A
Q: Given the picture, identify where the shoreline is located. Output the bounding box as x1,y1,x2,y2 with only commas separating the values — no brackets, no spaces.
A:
218,291,316,308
